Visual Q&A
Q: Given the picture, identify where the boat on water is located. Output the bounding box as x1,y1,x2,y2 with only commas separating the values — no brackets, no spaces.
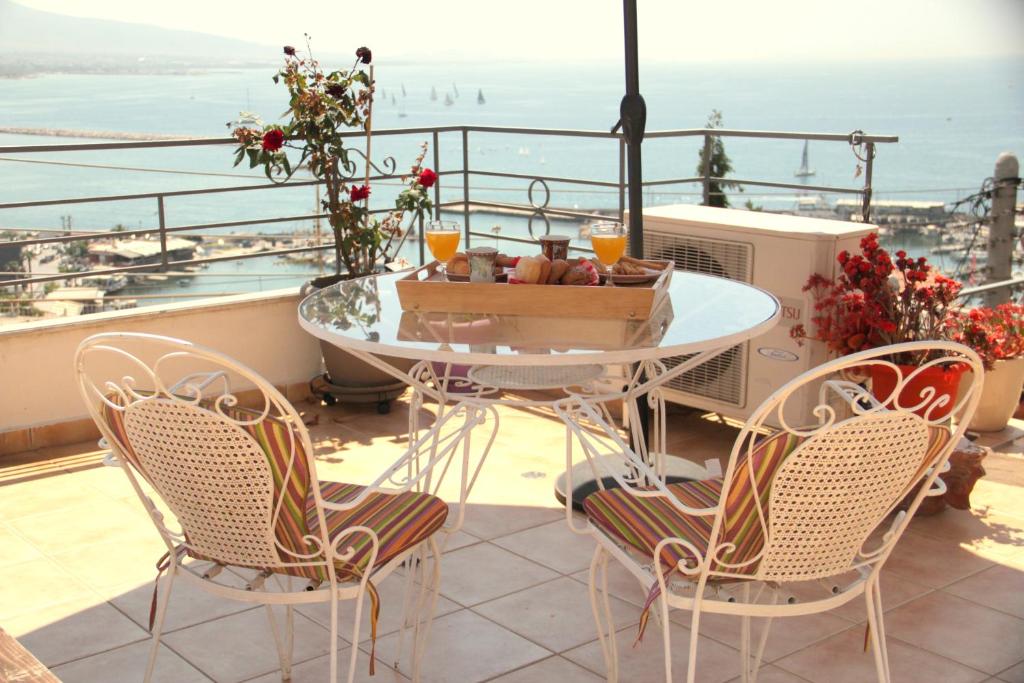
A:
401,84,406,97
452,82,459,97
430,86,437,101
477,89,486,105
444,92,454,106
390,93,396,105
795,140,815,178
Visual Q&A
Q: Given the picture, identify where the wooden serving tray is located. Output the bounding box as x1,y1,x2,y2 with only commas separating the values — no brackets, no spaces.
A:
395,260,673,320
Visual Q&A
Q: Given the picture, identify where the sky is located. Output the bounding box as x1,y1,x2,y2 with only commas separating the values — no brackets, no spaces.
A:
12,0,1024,64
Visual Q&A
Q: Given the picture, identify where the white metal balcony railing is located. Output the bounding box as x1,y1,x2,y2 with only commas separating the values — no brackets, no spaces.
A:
0,125,897,302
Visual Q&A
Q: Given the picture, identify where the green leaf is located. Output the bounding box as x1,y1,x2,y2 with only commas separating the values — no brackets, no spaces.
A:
272,74,279,84
233,147,245,167
247,148,260,168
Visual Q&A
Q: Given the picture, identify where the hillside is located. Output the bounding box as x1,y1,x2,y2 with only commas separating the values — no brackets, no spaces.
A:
0,0,280,75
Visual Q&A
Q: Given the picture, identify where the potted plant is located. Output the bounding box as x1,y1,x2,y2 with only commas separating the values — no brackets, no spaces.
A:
948,303,1024,431
792,233,965,418
228,41,437,400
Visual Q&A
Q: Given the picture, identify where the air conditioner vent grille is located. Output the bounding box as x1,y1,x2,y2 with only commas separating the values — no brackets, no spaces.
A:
663,344,746,406
642,230,752,282
642,227,752,406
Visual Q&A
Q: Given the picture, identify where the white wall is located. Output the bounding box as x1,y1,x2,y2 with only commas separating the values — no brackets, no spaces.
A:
0,288,322,432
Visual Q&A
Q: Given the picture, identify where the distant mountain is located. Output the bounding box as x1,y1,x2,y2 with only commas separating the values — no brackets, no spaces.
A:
0,0,280,72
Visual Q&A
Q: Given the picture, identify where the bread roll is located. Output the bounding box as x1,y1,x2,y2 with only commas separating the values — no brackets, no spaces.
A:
514,255,543,283
446,253,470,275
537,255,551,285
547,259,570,284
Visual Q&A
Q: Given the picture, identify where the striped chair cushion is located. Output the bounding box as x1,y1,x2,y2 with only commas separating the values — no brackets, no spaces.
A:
309,482,449,582
584,430,804,579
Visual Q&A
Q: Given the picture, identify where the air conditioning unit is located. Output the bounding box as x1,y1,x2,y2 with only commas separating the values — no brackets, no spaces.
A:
633,204,875,424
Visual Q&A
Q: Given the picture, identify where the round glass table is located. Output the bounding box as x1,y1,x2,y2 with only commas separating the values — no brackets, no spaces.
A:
298,270,780,535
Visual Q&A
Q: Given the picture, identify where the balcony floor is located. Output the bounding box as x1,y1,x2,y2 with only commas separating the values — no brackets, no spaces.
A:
2,392,1023,683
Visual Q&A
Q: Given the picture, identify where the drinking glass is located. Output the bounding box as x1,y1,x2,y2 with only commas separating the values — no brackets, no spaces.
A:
426,220,461,263
589,221,627,285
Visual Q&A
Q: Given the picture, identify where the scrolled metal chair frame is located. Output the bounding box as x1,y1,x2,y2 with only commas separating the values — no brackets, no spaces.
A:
578,340,984,683
75,332,473,683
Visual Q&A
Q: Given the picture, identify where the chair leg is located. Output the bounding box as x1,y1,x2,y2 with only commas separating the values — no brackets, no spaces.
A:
346,582,368,683
329,584,340,683
263,603,295,682
684,598,703,683
864,578,891,683
143,568,176,683
394,554,420,669
411,537,443,682
588,546,619,682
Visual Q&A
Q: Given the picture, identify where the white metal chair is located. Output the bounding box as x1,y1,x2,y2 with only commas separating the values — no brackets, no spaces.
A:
572,341,984,683
75,332,481,683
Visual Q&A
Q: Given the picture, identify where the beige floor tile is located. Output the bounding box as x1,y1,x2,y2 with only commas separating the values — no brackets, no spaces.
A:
439,528,481,552
51,640,208,683
50,534,169,591
569,558,649,608
677,605,854,663
0,473,109,520
243,650,410,683
439,542,558,606
474,576,640,653
830,572,933,622
489,655,603,682
0,523,45,566
491,519,600,575
105,573,258,633
7,598,149,668
724,665,811,683
296,571,461,643
371,609,549,683
0,557,98,621
563,620,742,683
997,660,1024,683
458,504,563,540
7,498,154,554
910,507,1024,560
162,607,335,683
884,530,994,588
885,591,1024,674
945,564,1024,618
775,625,987,683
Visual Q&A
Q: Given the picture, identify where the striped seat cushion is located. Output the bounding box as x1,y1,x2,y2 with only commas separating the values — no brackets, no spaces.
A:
309,482,449,581
584,430,804,580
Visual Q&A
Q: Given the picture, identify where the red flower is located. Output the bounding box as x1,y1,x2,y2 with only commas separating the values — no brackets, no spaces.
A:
283,45,296,56
349,185,371,202
356,47,372,64
417,168,438,188
261,129,285,152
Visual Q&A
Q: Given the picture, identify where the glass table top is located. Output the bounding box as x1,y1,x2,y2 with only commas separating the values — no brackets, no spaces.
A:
297,271,780,366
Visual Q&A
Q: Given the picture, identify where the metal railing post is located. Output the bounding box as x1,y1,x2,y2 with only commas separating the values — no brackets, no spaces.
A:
618,138,626,222
985,152,1021,306
461,128,471,249
861,142,875,223
157,195,168,272
701,134,712,206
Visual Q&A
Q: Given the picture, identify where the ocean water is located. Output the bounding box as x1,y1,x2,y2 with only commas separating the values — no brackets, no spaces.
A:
1,57,1021,298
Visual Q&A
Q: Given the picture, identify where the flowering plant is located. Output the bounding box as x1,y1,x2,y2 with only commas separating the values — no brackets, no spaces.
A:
791,233,962,364
947,303,1024,370
229,40,436,278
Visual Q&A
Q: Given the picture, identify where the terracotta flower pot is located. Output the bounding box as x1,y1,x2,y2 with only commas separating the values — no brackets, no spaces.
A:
870,363,968,420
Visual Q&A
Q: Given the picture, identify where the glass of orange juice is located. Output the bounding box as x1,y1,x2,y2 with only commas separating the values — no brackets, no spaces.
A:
589,221,627,285
426,220,461,275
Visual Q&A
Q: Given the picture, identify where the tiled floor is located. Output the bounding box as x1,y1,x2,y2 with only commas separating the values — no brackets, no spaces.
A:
2,392,1023,683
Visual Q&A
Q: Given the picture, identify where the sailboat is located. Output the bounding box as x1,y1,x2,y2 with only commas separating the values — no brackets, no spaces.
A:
401,84,407,97
452,82,459,97
477,89,486,105
430,86,437,101
390,93,396,105
443,92,454,106
795,140,816,178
